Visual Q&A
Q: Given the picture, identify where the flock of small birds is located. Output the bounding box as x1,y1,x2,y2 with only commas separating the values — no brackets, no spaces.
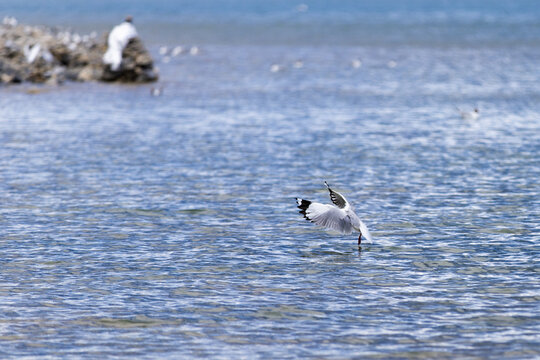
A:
150,47,481,121
2,16,99,65
268,58,398,73
157,45,200,64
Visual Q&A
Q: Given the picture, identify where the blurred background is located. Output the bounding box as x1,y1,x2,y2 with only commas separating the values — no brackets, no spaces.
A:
5,0,540,45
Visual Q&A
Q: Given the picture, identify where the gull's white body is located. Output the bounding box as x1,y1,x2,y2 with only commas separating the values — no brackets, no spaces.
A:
24,43,41,64
103,20,138,71
457,107,480,120
296,182,373,245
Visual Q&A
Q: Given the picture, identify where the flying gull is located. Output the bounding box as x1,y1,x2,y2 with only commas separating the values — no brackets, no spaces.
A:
296,181,373,246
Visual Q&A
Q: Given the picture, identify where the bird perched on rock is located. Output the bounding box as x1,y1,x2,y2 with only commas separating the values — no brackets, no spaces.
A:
103,16,138,71
23,43,41,64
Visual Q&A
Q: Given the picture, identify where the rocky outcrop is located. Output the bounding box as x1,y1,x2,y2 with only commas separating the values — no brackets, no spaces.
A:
101,38,157,83
0,18,158,85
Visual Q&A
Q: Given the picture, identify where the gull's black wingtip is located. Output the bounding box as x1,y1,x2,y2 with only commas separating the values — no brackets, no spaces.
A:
296,198,311,216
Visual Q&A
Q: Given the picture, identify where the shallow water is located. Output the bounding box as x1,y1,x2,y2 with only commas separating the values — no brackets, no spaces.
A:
1,1,540,359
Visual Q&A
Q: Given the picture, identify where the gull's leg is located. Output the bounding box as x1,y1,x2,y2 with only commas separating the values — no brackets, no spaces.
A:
358,233,362,246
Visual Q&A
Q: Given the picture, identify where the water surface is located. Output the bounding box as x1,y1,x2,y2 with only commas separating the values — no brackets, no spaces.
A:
1,1,539,358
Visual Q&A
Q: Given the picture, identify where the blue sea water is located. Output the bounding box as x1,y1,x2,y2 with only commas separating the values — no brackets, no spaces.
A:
1,1,540,359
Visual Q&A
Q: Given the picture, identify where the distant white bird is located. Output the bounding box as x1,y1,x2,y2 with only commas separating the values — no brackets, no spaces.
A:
103,16,138,71
23,43,41,64
72,33,81,44
296,4,309,12
171,46,183,57
351,59,362,69
150,86,163,96
41,49,54,63
296,182,373,246
2,16,18,27
270,64,283,73
159,46,168,56
293,60,304,69
456,106,479,120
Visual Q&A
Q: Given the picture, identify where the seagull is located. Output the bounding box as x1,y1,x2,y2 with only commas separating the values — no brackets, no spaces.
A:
456,106,479,120
103,16,138,71
270,64,283,73
351,59,362,69
23,43,41,64
171,46,183,57
2,16,18,27
150,86,163,96
296,181,373,246
296,4,309,12
159,46,168,56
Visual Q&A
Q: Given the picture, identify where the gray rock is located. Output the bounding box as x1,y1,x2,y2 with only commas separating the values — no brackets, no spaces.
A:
101,37,158,83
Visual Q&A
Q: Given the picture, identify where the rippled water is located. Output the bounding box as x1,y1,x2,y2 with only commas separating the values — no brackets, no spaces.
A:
1,2,540,358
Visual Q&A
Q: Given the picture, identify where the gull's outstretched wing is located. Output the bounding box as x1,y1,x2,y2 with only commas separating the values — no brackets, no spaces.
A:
324,181,348,209
296,198,354,234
